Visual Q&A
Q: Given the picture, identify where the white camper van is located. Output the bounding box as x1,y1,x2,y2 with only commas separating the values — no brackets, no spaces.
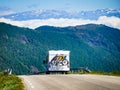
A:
46,50,70,74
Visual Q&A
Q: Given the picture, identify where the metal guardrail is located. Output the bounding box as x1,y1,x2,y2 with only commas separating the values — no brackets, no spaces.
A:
70,67,91,73
34,67,91,74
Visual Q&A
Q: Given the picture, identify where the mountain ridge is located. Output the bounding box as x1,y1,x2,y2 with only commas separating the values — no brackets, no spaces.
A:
1,8,120,21
0,22,120,74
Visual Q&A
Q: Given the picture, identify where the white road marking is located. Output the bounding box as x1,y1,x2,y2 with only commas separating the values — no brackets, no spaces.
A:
31,85,34,88
26,80,34,89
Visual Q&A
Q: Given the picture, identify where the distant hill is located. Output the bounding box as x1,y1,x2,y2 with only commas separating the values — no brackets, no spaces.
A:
1,8,120,20
0,23,120,74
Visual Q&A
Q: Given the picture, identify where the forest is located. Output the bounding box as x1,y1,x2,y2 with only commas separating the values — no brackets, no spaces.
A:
0,22,120,74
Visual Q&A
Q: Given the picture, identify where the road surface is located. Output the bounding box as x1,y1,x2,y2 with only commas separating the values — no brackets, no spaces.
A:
20,74,120,90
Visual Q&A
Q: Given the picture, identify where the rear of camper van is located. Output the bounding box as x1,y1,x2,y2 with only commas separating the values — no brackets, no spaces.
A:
46,50,70,74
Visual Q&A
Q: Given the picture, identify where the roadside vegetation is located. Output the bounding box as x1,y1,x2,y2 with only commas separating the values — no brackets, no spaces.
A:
0,72,25,90
68,71,120,76
89,71,120,76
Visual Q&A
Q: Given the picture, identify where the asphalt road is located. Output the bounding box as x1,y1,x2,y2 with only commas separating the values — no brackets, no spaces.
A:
20,74,120,90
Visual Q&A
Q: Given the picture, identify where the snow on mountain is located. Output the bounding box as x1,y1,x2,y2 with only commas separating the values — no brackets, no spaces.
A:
1,9,120,21
0,9,120,30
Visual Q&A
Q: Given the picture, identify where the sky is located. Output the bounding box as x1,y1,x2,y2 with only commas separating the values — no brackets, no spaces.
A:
0,0,120,13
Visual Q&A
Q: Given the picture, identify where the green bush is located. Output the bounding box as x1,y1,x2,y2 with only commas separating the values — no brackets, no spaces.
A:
110,71,120,76
90,71,120,76
0,72,25,90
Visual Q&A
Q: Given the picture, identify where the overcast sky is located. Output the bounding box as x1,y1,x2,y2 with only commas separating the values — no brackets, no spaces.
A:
0,0,120,13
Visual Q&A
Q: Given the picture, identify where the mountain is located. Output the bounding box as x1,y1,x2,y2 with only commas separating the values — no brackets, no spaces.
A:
0,23,120,74
1,9,120,21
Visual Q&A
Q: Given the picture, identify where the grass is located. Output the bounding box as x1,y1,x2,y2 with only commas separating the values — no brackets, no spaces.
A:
0,72,25,90
89,71,120,76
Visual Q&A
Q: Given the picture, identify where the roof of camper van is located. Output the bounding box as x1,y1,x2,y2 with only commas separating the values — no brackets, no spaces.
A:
49,50,70,54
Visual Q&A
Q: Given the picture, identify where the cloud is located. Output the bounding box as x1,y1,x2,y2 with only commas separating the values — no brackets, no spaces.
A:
0,16,120,29
0,6,15,16
0,18,24,27
0,11,15,16
97,16,120,29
